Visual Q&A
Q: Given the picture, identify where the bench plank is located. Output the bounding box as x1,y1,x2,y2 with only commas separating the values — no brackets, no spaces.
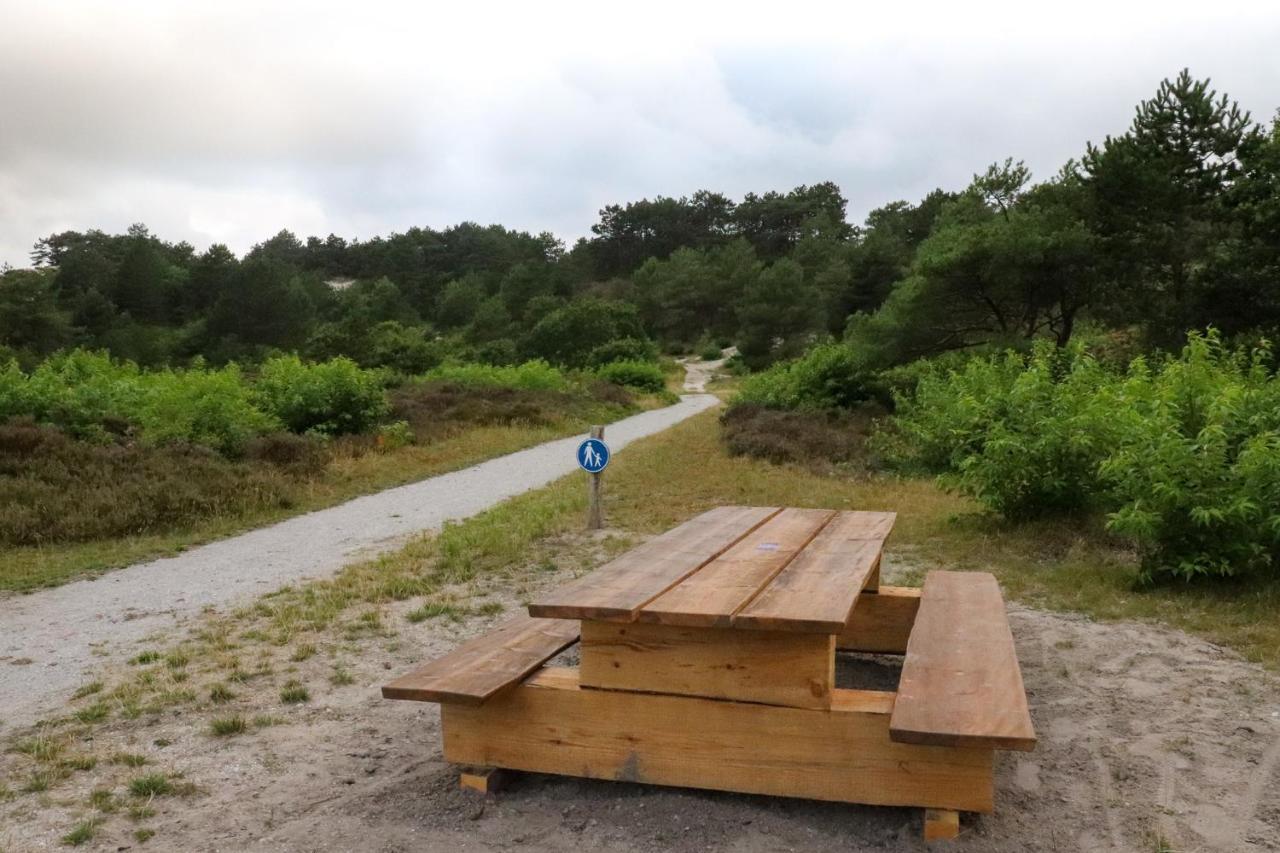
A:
638,508,837,628
734,511,895,633
381,614,579,705
528,505,781,621
442,667,995,813
889,571,1036,751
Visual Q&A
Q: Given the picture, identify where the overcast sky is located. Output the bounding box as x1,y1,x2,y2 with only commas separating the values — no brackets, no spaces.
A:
2,0,1279,267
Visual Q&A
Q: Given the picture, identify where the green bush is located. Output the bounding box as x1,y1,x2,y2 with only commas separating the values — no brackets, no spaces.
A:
587,338,658,367
424,360,568,392
0,350,275,453
595,360,666,393
735,342,873,411
888,331,1280,582
255,355,388,436
1100,333,1280,581
889,342,1117,518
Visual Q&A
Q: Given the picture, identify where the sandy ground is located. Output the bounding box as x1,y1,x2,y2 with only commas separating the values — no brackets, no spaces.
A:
0,393,720,725
4,548,1276,853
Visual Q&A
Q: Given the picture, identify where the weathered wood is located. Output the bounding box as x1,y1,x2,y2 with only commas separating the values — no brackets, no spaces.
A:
459,766,511,795
924,808,960,842
734,511,895,633
586,424,604,530
838,586,921,654
579,620,834,709
441,667,994,812
638,508,836,628
528,506,781,621
381,614,579,705
890,571,1037,752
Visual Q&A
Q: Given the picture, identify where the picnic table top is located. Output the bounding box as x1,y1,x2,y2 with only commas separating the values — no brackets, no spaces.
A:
528,506,895,633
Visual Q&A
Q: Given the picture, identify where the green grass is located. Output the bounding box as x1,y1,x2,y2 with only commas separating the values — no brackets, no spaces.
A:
134,828,156,843
60,819,99,846
209,716,246,737
110,753,148,768
279,681,310,704
208,683,235,703
127,774,172,798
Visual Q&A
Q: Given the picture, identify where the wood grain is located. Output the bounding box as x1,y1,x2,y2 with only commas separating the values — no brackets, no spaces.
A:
381,614,579,705
528,506,781,621
638,508,836,628
889,571,1037,752
837,586,922,654
734,511,895,633
579,620,834,709
442,667,995,812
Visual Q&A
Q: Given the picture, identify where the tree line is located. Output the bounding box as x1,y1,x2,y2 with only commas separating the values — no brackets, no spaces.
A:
3,69,1278,373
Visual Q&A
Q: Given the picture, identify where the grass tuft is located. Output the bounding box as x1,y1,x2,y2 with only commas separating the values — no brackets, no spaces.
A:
111,752,148,768
279,680,310,704
210,715,247,737
208,683,235,703
61,819,99,846
128,773,172,798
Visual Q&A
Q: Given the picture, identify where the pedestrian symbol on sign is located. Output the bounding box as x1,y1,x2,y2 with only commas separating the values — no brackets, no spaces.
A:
577,437,610,473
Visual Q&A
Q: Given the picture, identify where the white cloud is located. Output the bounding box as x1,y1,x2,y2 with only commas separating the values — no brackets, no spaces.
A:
1,0,1279,265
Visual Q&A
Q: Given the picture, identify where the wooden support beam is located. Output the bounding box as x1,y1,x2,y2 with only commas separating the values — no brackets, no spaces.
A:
580,620,834,709
441,667,994,813
459,766,511,795
837,586,921,654
924,808,960,842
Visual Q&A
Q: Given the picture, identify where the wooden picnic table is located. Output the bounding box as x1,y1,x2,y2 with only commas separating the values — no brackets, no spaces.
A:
383,506,1036,842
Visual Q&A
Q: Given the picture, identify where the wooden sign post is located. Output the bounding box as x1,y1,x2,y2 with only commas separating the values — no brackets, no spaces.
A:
586,425,604,530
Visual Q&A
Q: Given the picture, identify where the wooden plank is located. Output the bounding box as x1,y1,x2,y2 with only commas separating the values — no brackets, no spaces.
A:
734,511,895,633
381,614,579,705
459,766,511,795
638,508,836,628
924,808,960,842
890,571,1036,752
838,586,921,654
528,506,781,621
579,620,834,709
441,667,994,813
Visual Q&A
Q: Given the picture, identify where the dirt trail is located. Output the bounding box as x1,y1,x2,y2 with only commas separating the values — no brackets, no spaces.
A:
0,390,719,727
5,550,1276,853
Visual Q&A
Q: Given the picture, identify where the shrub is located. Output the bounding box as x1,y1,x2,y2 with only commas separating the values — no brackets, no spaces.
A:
587,337,658,367
720,403,876,470
595,360,666,393
132,364,278,455
890,341,1119,518
254,355,388,436
698,342,725,361
423,360,568,392
736,342,873,411
1101,333,1280,581
0,420,299,551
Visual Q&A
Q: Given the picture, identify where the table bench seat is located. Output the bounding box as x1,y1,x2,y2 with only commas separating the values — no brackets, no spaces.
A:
381,614,579,705
889,571,1036,752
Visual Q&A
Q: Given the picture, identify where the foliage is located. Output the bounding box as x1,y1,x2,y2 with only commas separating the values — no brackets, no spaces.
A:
587,337,658,366
522,298,646,368
1100,333,1280,581
595,360,665,393
889,332,1280,581
720,403,876,470
254,355,388,436
0,420,299,547
735,341,875,410
889,341,1118,518
423,359,568,392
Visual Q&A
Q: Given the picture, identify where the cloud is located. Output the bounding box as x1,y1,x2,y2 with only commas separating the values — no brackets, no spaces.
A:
1,0,1279,265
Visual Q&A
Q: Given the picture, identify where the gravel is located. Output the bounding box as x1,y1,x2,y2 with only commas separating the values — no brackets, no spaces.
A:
0,391,719,726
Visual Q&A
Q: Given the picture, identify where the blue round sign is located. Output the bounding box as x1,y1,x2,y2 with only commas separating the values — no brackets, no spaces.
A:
577,437,610,473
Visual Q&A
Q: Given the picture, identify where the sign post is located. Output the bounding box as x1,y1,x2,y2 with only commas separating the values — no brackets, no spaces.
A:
577,425,610,530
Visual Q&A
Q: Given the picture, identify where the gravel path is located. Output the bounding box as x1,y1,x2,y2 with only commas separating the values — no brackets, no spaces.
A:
0,391,720,724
